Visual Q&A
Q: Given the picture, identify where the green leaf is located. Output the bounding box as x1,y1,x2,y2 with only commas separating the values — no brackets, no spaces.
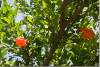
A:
1,47,6,58
42,0,47,8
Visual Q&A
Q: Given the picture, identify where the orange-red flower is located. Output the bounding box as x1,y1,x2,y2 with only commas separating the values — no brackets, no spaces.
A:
16,37,28,48
79,27,95,40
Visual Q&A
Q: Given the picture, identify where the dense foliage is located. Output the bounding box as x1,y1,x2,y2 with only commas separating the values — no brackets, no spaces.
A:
0,0,99,66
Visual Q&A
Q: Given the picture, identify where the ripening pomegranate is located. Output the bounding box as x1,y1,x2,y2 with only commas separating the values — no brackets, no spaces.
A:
16,37,28,48
79,27,95,40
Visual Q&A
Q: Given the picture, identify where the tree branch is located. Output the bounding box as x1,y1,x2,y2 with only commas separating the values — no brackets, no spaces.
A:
43,0,85,66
